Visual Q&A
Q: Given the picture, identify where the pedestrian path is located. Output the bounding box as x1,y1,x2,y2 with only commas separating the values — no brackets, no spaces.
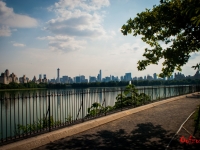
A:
35,93,200,150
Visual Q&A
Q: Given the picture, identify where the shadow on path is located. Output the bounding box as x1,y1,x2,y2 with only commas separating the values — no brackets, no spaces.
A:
36,122,182,150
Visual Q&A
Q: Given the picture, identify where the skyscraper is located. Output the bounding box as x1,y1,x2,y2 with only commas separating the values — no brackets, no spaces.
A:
99,70,102,81
43,74,46,79
125,73,132,81
153,73,157,80
39,74,42,79
97,70,102,82
57,68,60,83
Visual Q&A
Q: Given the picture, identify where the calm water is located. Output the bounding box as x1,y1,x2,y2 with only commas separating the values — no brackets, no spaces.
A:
0,86,191,140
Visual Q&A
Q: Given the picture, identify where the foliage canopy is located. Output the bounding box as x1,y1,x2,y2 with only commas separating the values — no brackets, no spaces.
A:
121,0,200,77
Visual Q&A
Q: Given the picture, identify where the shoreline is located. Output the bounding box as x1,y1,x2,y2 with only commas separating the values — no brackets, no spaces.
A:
0,88,47,91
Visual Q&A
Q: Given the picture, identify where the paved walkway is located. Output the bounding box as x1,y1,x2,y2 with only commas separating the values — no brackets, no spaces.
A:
34,94,200,150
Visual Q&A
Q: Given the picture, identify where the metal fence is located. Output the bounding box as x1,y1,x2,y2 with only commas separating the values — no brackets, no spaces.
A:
0,85,200,145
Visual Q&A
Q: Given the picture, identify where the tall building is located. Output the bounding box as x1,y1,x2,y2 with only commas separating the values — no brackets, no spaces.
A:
75,76,81,83
57,68,60,83
43,74,46,79
80,75,86,83
32,76,37,82
19,75,27,83
39,74,42,79
120,76,124,81
125,73,132,81
0,69,19,84
99,70,102,81
97,70,102,82
144,76,147,80
153,73,157,80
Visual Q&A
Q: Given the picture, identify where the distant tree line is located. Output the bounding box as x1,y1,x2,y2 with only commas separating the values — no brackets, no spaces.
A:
0,79,200,90
0,82,47,89
71,79,200,88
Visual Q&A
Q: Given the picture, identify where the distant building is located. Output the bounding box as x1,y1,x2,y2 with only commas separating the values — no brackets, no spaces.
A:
0,69,19,84
125,73,132,81
120,76,124,81
68,77,73,83
111,76,119,81
168,75,173,80
75,76,81,83
174,72,185,80
62,76,68,83
39,74,42,79
138,77,143,80
19,75,28,83
50,78,56,83
89,76,96,83
97,70,102,82
144,76,147,80
57,68,60,83
100,70,102,81
153,73,157,80
132,77,137,80
43,74,47,79
32,76,37,82
147,74,153,80
80,75,88,83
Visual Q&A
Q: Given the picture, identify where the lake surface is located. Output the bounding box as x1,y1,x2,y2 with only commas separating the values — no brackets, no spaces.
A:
0,85,193,141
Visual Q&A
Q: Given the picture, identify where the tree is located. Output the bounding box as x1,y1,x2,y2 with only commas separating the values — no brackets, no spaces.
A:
121,0,200,77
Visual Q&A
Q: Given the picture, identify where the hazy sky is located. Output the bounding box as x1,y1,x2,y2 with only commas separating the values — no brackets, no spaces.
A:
0,0,199,80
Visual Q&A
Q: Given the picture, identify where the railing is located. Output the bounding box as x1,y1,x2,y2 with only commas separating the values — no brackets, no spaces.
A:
0,85,200,145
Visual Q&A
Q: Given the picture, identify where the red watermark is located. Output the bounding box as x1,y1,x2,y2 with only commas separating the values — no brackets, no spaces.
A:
180,136,200,144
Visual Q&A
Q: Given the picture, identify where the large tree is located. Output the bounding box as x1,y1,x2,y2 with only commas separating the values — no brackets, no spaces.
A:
121,0,200,77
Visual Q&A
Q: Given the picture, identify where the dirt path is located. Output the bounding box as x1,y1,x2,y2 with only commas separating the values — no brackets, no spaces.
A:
34,96,200,150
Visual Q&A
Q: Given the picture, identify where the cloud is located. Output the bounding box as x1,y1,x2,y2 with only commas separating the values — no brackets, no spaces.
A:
37,35,86,52
43,0,112,52
51,0,110,11
190,52,200,60
0,1,38,36
45,0,111,38
0,25,11,36
13,42,26,47
45,9,106,38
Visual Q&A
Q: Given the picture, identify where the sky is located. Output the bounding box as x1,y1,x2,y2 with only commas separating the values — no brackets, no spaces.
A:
0,0,199,80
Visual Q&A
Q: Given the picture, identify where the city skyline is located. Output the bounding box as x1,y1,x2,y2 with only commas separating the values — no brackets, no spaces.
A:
0,0,200,79
1,68,200,85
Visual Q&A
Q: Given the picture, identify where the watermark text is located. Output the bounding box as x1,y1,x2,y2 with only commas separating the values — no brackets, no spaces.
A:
180,136,200,144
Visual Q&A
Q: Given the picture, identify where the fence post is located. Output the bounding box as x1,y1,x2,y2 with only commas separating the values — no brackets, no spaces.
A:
164,86,166,99
104,88,106,116
82,89,84,122
121,88,122,111
48,92,51,132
